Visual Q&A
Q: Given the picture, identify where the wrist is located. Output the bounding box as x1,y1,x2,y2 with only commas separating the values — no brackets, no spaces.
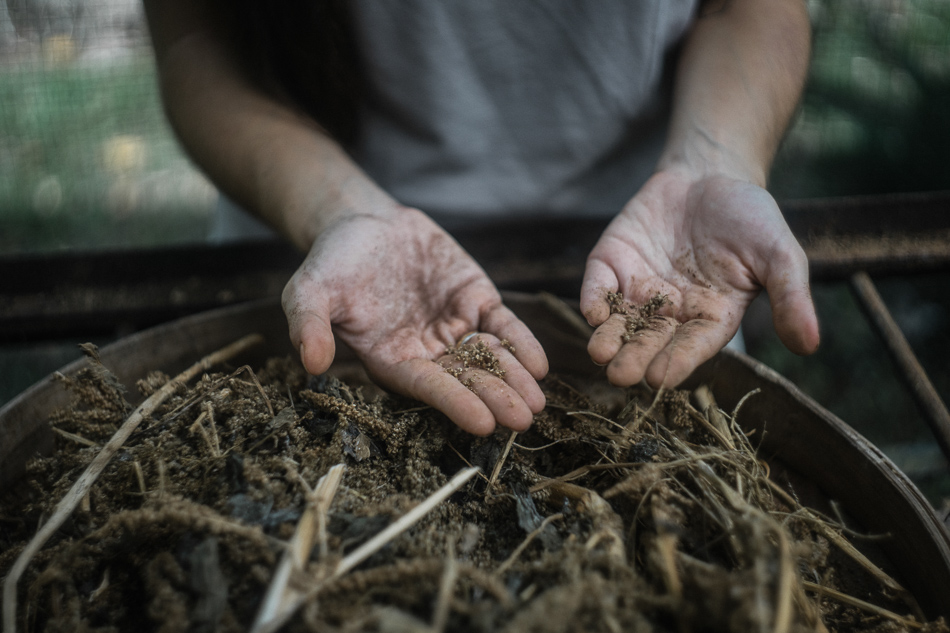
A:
275,147,403,250
656,125,768,188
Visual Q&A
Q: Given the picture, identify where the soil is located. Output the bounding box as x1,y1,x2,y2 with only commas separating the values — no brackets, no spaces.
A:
442,340,507,385
607,292,670,341
1,345,947,633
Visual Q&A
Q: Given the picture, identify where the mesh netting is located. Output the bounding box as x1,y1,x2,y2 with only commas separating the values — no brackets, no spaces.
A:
0,0,214,252
771,0,950,199
0,0,948,252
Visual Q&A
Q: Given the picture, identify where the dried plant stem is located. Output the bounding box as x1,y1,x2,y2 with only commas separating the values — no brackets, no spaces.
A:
772,527,794,633
549,481,626,562
730,388,762,426
489,430,518,487
529,462,640,493
2,334,263,633
156,457,168,498
189,410,219,457
431,542,458,633
764,478,923,620
256,467,481,633
202,402,221,455
803,581,924,629
445,443,491,484
132,460,147,495
494,513,563,577
654,531,683,601
686,408,734,451
336,467,479,577
512,437,577,452
792,576,829,633
251,464,345,633
683,452,799,633
567,410,635,437
237,365,275,418
537,292,594,339
644,385,667,420
693,385,736,450
50,427,99,448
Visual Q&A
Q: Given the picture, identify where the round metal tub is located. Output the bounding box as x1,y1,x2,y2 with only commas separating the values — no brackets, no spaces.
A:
2,293,949,619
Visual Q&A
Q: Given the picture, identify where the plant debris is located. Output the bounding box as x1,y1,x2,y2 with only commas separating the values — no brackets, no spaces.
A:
442,340,506,385
1,347,947,633
607,291,670,341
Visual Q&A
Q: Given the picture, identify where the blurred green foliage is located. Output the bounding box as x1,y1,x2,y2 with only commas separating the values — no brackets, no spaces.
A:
772,0,950,198
0,52,212,253
2,1,948,250
762,0,950,506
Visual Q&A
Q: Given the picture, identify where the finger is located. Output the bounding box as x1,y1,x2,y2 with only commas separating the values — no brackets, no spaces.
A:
765,247,820,355
391,358,498,435
297,314,337,376
580,259,619,326
643,319,734,389
587,313,629,366
481,305,549,381
283,285,336,376
443,333,546,415
605,316,678,387
443,366,536,432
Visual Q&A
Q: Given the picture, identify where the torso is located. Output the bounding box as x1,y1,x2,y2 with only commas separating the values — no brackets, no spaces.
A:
349,0,699,221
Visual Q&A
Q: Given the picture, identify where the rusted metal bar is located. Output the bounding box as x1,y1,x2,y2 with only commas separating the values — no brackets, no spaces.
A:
802,231,950,279
2,191,950,341
850,271,950,461
784,190,950,279
0,241,302,342
781,190,950,238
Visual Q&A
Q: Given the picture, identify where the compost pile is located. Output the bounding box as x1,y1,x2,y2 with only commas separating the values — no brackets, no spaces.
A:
1,338,946,633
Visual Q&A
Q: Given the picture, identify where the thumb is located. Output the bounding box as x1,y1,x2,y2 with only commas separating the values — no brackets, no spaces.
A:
283,288,337,376
764,245,820,356
297,312,337,376
580,258,620,326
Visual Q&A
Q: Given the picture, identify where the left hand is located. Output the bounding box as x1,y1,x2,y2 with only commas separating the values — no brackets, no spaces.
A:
580,168,820,389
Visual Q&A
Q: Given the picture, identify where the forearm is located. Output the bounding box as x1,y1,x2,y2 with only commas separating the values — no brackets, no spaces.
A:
658,0,811,186
144,2,395,250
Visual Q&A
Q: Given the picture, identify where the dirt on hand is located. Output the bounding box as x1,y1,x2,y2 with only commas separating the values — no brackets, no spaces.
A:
1,344,946,633
607,291,670,341
443,340,507,381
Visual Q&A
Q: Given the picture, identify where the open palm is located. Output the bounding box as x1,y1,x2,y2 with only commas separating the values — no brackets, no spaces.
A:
581,171,819,389
283,207,548,435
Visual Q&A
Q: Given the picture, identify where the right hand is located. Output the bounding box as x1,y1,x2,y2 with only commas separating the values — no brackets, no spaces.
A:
282,206,549,435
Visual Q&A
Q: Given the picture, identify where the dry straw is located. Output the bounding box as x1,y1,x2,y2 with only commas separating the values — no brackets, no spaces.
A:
2,334,264,633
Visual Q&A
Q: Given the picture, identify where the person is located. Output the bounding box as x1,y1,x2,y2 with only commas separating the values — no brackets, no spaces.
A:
143,0,820,436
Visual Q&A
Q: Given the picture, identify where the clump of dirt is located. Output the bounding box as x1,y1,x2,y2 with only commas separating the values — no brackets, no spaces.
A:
607,291,670,341
443,340,507,384
1,345,946,633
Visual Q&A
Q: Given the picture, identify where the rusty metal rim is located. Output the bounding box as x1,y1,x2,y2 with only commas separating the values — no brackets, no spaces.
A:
1,294,948,618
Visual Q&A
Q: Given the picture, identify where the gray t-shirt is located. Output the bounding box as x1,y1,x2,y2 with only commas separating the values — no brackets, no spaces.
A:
351,0,698,223
211,1,698,240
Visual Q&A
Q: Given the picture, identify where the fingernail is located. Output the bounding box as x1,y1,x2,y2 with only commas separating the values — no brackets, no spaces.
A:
299,343,308,372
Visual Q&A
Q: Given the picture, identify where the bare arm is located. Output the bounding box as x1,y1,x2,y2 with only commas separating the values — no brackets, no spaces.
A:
143,0,395,248
143,1,548,434
582,0,819,388
659,0,812,186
